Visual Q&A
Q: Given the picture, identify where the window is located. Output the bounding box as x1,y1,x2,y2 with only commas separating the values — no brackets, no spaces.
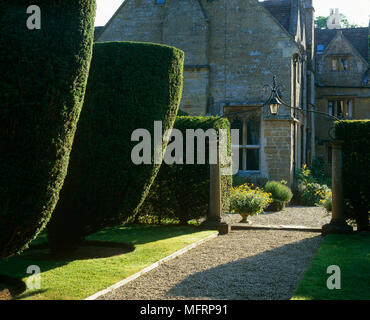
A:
317,45,324,54
328,99,353,118
230,115,261,171
331,57,349,71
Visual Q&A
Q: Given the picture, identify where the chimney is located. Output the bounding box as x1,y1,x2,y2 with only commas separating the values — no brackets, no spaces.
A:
327,8,341,29
303,0,315,61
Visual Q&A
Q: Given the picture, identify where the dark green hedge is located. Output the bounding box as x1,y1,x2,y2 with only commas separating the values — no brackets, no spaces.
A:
335,120,370,231
47,42,184,251
0,0,96,258
139,116,232,224
177,109,189,116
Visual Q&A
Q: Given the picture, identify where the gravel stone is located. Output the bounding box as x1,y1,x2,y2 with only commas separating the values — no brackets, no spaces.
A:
98,221,323,300
223,205,331,227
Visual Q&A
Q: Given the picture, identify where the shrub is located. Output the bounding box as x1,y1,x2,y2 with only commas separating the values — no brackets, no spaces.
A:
232,175,268,188
294,165,331,206
47,42,184,252
318,195,332,213
177,109,189,116
335,120,370,231
232,175,247,187
310,157,331,186
0,0,96,258
230,184,272,222
139,116,232,224
264,180,293,211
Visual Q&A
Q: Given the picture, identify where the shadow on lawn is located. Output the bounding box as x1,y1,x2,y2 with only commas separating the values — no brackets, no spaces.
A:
0,224,203,296
89,224,203,246
166,235,322,300
0,275,27,300
25,240,135,261
15,289,49,300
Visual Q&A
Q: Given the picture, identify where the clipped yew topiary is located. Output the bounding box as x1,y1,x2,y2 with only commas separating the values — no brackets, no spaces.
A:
139,116,232,224
335,120,370,231
47,42,184,252
0,0,96,258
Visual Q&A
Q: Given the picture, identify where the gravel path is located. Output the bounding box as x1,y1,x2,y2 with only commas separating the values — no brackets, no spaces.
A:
98,229,322,300
222,205,331,227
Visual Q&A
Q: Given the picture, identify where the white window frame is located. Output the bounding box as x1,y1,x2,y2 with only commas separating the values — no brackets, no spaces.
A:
230,113,261,173
328,98,354,119
331,56,349,72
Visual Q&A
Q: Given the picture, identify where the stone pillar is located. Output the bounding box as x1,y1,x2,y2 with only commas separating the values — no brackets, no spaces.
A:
209,162,222,222
200,139,230,235
322,140,353,235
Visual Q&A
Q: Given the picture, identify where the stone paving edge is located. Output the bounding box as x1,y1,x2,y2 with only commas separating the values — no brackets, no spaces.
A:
84,231,219,300
231,223,322,233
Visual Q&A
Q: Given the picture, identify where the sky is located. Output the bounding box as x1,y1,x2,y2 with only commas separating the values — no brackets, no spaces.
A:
95,0,124,26
313,0,369,27
95,0,370,27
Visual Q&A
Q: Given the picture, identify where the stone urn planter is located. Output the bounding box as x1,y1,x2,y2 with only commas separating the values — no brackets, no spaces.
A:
230,184,273,224
237,211,253,224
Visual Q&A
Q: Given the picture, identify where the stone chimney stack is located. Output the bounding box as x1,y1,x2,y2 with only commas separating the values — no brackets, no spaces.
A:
327,8,341,29
303,0,315,62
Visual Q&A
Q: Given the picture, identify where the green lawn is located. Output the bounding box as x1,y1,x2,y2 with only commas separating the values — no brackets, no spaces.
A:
0,224,217,300
293,232,370,300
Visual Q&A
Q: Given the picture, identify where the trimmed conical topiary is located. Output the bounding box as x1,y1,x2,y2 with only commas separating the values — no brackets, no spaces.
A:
0,0,96,258
47,42,184,252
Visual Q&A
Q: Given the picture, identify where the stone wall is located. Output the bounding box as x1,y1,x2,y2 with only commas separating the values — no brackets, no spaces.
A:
316,32,368,87
97,0,304,119
98,0,166,43
182,67,209,115
315,86,370,162
263,120,294,185
96,0,312,185
162,0,208,66
202,0,300,117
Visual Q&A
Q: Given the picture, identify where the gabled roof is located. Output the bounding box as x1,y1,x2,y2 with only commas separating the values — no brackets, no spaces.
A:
315,27,369,62
94,26,104,41
260,0,292,35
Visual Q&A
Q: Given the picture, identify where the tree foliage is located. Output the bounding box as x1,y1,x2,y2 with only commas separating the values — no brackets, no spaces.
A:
335,120,370,231
0,0,96,258
315,14,359,29
139,116,232,225
47,42,184,252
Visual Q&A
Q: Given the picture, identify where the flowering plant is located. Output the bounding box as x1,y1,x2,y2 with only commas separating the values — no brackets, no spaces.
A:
230,183,272,223
295,164,332,206
264,180,293,211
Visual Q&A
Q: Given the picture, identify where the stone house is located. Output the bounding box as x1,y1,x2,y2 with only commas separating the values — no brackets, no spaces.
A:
314,14,370,165
95,0,317,186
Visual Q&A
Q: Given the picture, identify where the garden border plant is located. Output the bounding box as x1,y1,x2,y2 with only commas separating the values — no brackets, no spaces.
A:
264,180,293,212
230,183,272,223
293,164,332,207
